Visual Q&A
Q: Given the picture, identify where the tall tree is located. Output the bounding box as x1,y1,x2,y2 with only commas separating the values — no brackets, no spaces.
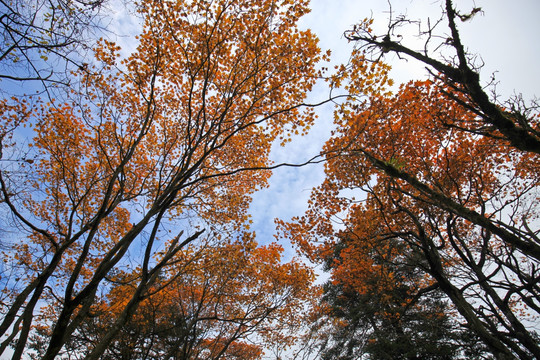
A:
0,0,324,358
280,1,539,359
314,208,491,360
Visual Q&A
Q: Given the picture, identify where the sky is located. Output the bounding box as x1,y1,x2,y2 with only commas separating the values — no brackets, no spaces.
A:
246,0,540,262
108,0,540,264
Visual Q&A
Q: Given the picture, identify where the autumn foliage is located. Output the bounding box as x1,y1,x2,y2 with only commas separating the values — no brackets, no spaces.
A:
29,235,315,359
2,0,539,359
0,0,323,358
280,5,540,359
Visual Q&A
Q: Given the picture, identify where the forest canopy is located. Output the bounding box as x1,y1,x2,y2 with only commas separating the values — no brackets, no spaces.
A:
0,0,538,359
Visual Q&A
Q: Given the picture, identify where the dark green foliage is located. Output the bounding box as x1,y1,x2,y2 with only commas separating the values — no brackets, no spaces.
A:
319,238,488,360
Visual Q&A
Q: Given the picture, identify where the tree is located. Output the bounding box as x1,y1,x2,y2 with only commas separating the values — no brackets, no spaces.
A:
280,1,539,359
0,0,106,88
343,1,540,156
315,208,491,360
29,235,316,360
0,0,324,358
